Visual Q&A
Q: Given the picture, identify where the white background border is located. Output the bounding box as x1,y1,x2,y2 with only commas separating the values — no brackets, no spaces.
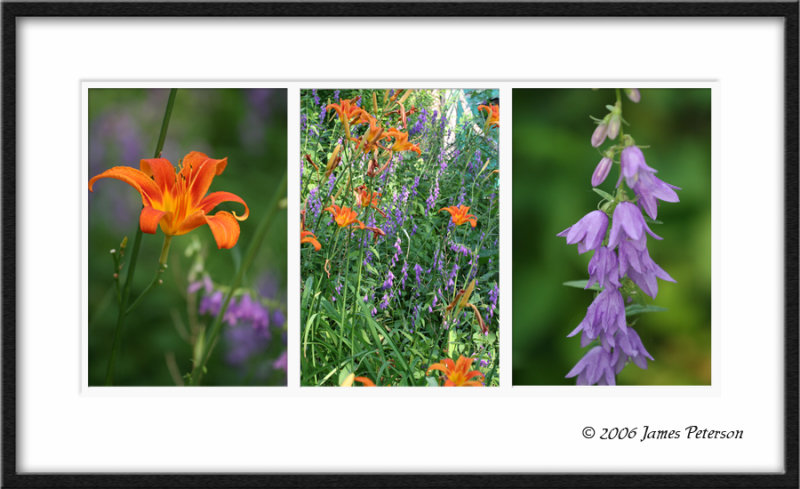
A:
18,18,784,473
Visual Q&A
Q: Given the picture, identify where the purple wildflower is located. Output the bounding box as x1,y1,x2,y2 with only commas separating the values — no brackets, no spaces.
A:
382,270,395,290
619,146,680,220
557,210,609,254
272,351,287,372
613,327,653,370
586,246,621,290
607,202,661,249
568,286,627,345
566,346,617,385
618,236,676,299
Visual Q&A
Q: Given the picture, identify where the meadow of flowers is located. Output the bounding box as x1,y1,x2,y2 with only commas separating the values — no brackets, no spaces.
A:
300,89,500,387
88,88,288,386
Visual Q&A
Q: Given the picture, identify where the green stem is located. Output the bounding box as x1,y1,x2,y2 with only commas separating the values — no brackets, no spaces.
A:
125,235,172,315
104,88,177,386
189,173,288,386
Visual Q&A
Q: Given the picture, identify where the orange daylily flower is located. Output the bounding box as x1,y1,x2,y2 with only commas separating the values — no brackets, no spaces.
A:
340,373,377,387
384,128,421,155
354,185,387,218
301,229,321,251
324,204,365,229
426,355,485,387
439,205,477,227
352,115,385,154
326,98,366,139
88,151,249,249
478,104,500,129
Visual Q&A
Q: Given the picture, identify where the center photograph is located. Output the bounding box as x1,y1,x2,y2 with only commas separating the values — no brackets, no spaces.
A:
299,88,500,387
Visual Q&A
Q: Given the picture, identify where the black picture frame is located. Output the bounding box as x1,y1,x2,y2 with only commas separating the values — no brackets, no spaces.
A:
2,2,797,488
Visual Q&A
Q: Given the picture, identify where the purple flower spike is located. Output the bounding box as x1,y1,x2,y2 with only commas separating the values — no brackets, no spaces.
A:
607,202,661,249
568,286,627,341
591,157,613,187
586,246,621,290
591,123,608,147
557,210,609,254
613,327,654,371
566,346,618,385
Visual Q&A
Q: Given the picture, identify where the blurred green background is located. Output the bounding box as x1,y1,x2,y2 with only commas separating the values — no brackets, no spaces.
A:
512,88,711,385
88,88,287,386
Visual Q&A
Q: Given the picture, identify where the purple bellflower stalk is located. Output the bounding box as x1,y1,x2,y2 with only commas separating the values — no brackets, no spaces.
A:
562,89,679,385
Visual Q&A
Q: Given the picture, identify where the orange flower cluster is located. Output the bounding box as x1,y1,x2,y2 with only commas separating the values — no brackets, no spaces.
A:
440,205,478,227
325,97,421,166
426,355,485,386
89,151,249,249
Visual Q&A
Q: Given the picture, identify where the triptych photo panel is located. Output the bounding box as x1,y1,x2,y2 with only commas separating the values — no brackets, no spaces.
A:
85,86,709,388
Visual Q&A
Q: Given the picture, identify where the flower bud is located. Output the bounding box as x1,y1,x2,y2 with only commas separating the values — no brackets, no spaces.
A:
591,123,608,147
607,115,621,140
624,89,641,103
591,157,613,187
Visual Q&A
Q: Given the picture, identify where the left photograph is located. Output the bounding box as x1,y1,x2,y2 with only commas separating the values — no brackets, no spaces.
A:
87,88,288,386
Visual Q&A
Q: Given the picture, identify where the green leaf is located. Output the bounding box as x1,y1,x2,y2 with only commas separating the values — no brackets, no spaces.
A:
426,376,439,387
625,304,668,316
592,188,615,201
563,280,602,291
301,276,314,309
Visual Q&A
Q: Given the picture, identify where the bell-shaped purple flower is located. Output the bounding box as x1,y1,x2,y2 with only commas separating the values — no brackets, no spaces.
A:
619,146,680,220
613,327,654,371
591,157,613,187
566,346,618,385
568,286,627,342
607,202,661,249
586,245,621,290
618,237,676,299
557,210,609,254
591,123,608,147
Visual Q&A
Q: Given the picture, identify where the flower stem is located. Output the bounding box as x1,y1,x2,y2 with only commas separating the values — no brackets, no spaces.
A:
124,235,172,316
189,172,287,386
104,88,177,386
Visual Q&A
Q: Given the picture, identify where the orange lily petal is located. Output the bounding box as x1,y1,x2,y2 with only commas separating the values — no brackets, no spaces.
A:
199,191,250,221
139,206,166,234
185,154,229,208
205,210,240,249
139,158,177,193
301,230,321,251
88,166,162,207
353,376,376,387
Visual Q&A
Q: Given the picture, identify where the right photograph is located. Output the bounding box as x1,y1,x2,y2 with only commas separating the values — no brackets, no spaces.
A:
513,88,711,385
